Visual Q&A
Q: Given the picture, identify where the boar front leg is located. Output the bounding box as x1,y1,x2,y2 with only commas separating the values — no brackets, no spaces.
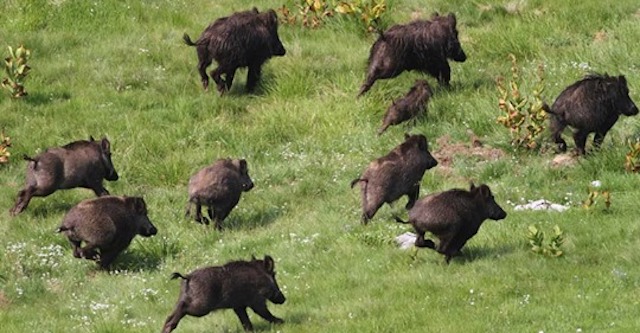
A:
233,307,254,332
250,302,284,325
246,63,262,92
405,183,420,210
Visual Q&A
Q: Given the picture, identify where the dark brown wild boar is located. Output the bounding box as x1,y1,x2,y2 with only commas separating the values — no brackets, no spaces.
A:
378,80,433,135
396,183,507,263
358,13,466,96
186,158,254,230
9,136,118,216
543,73,639,155
162,255,286,333
183,8,286,94
57,195,157,268
351,134,438,224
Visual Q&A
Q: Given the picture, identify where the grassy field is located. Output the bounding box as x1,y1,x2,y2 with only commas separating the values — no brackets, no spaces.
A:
2,0,640,332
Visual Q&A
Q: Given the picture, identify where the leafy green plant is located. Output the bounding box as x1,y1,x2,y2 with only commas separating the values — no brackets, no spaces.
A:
624,139,640,172
0,129,10,164
2,45,31,98
335,0,386,32
527,225,565,257
279,0,386,32
582,186,611,211
497,53,547,150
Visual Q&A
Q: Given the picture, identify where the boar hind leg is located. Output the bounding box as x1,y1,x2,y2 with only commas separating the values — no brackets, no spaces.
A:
593,131,608,150
162,302,190,333
549,117,568,152
89,184,109,197
572,130,589,155
233,307,254,332
362,200,383,225
192,203,210,225
251,302,284,324
9,185,50,216
196,49,212,91
414,232,436,249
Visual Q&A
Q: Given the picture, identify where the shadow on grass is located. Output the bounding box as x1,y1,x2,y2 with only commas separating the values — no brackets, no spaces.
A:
105,248,164,272
23,91,72,106
453,243,517,264
28,201,75,217
219,206,283,231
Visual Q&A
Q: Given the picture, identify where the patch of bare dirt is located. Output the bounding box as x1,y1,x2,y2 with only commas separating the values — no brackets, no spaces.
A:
0,291,11,309
550,153,578,168
432,134,506,171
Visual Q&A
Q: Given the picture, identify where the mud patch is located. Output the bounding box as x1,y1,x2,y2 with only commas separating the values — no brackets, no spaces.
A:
432,134,506,171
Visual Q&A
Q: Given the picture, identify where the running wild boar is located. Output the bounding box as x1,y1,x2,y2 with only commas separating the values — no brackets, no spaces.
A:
358,12,466,96
351,134,438,224
378,79,433,135
543,73,639,155
162,255,286,333
396,183,507,263
57,195,157,268
186,158,254,230
9,136,118,216
183,8,286,94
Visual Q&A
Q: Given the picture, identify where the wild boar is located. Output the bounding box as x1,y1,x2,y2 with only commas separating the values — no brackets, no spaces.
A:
396,183,507,263
358,12,466,96
162,255,286,333
351,134,438,224
543,73,639,155
57,195,157,268
378,79,433,135
9,136,119,216
186,158,254,230
183,8,286,94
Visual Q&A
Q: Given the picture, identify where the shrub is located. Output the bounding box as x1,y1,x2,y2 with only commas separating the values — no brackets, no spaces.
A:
527,225,564,257
279,0,386,32
2,45,31,98
0,129,10,164
496,54,547,151
624,139,640,172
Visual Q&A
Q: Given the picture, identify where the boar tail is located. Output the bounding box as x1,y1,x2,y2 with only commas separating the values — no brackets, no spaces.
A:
541,102,553,114
350,178,367,189
394,216,410,224
170,272,190,281
55,225,71,233
183,33,203,47
23,154,37,163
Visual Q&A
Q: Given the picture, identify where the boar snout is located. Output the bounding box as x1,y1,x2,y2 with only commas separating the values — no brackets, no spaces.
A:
243,180,254,191
140,220,158,237
272,40,286,57
106,169,119,181
271,290,286,304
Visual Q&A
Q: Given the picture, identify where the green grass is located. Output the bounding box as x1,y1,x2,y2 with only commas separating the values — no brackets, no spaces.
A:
2,0,640,332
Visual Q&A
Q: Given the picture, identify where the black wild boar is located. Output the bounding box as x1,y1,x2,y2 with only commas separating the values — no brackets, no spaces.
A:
543,73,639,155
9,136,119,216
186,158,254,230
162,255,286,333
57,195,157,268
396,183,507,263
358,12,466,96
351,134,438,224
183,8,286,94
378,79,433,135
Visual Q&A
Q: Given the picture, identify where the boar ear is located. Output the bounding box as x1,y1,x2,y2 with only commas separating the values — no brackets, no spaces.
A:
89,135,95,141
128,197,147,214
100,138,111,152
618,75,627,86
404,133,411,140
469,182,476,191
264,255,275,273
239,159,248,171
448,13,457,26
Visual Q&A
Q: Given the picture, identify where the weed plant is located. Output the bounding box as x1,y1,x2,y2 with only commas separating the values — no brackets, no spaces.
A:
2,0,640,332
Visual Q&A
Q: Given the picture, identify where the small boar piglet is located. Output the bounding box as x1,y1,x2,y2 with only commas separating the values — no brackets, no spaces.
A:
396,183,507,263
162,255,286,333
359,12,466,96
186,158,254,230
544,73,639,155
378,80,433,135
10,136,118,216
57,195,157,268
184,8,286,94
351,134,438,224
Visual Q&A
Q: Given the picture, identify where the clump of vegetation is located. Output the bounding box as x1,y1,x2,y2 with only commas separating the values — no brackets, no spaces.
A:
624,139,640,172
582,185,611,211
2,45,31,98
279,0,386,32
527,225,565,257
497,53,547,151
0,129,11,164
